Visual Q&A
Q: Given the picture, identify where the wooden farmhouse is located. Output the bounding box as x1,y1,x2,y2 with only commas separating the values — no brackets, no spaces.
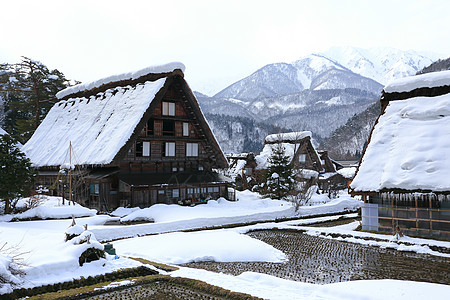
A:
350,70,450,239
22,63,230,210
255,132,323,180
226,153,258,190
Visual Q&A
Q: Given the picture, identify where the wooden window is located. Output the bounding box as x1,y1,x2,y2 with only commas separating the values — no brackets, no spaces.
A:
143,141,150,157
299,154,306,163
173,189,179,198
186,143,199,157
183,122,189,136
90,183,99,194
147,119,154,135
164,142,175,157
136,141,143,157
208,187,219,193
163,120,175,136
162,102,175,116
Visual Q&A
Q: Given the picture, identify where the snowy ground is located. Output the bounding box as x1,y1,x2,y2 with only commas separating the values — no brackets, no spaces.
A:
1,191,449,299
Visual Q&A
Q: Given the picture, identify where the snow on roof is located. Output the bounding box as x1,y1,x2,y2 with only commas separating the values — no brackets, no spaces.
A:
337,167,356,179
56,62,185,99
384,70,450,93
264,131,311,143
351,92,450,192
256,142,298,170
23,78,167,167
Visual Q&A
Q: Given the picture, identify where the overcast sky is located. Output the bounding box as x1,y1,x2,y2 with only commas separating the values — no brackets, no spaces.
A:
1,0,449,95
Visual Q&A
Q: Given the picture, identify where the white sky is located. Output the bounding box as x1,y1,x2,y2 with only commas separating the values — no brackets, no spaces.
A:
1,0,449,95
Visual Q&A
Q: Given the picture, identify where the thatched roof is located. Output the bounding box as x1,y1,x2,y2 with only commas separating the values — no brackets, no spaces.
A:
351,71,450,193
23,63,227,169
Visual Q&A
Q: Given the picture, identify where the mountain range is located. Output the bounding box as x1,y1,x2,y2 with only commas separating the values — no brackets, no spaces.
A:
198,47,442,157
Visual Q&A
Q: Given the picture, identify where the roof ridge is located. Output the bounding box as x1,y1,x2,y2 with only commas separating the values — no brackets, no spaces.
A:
57,62,185,100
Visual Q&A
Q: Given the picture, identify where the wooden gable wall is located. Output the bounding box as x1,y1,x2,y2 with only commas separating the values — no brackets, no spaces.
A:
116,75,226,174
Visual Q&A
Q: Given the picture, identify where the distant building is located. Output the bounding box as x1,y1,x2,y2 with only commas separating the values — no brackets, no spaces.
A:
23,63,230,210
351,70,450,238
256,132,322,172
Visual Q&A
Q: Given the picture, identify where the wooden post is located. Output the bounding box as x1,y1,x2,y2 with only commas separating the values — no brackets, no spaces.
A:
429,194,433,231
415,194,418,230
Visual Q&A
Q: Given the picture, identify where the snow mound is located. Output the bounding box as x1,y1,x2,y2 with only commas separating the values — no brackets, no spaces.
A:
0,254,22,294
121,193,290,223
0,196,96,221
113,230,287,265
110,207,141,218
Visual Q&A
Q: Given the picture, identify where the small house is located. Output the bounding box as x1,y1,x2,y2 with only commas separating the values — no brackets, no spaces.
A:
350,70,450,238
255,131,323,180
23,63,230,210
226,153,257,190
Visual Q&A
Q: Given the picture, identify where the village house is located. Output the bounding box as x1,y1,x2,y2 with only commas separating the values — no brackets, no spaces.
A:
22,63,230,210
350,70,450,239
226,152,257,191
254,131,323,182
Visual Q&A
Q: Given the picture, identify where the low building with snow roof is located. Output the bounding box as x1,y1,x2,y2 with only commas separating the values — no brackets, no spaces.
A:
255,131,323,178
350,70,450,239
22,63,231,210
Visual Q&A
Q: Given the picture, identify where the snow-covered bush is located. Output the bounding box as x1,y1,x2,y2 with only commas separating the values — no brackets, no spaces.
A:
0,242,26,294
65,220,104,266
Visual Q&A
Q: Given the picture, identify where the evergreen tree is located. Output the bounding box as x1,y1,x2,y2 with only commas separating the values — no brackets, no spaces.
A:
0,57,72,143
0,134,36,214
264,143,295,199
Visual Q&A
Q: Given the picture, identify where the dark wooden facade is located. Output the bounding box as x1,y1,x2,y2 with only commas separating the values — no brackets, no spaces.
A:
34,71,230,211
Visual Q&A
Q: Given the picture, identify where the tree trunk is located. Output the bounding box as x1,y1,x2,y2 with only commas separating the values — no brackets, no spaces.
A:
4,198,10,214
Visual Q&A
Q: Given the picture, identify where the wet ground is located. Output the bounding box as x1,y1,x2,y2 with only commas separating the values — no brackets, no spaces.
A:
183,229,450,285
84,281,230,300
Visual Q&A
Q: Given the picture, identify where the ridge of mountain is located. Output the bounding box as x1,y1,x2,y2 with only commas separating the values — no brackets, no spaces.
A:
320,55,450,160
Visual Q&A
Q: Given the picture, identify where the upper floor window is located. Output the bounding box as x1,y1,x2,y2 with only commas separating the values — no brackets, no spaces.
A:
136,141,150,157
183,122,189,136
163,120,175,136
164,142,176,157
162,101,175,116
186,143,199,157
298,154,307,163
147,119,154,135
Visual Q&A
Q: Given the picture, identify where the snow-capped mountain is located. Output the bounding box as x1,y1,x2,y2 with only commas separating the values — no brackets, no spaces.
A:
214,63,305,100
321,46,441,85
200,47,442,154
214,47,441,101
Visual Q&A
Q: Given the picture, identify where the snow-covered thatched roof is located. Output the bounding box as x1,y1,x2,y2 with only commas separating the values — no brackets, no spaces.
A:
264,131,311,143
384,69,450,93
351,72,450,193
22,63,191,167
23,79,167,167
256,131,318,170
56,62,185,99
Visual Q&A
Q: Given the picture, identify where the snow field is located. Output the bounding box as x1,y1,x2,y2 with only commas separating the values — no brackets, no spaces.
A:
0,190,448,299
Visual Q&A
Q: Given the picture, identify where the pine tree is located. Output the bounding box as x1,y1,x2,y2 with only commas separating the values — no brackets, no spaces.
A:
0,134,36,214
264,143,295,199
0,57,72,143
